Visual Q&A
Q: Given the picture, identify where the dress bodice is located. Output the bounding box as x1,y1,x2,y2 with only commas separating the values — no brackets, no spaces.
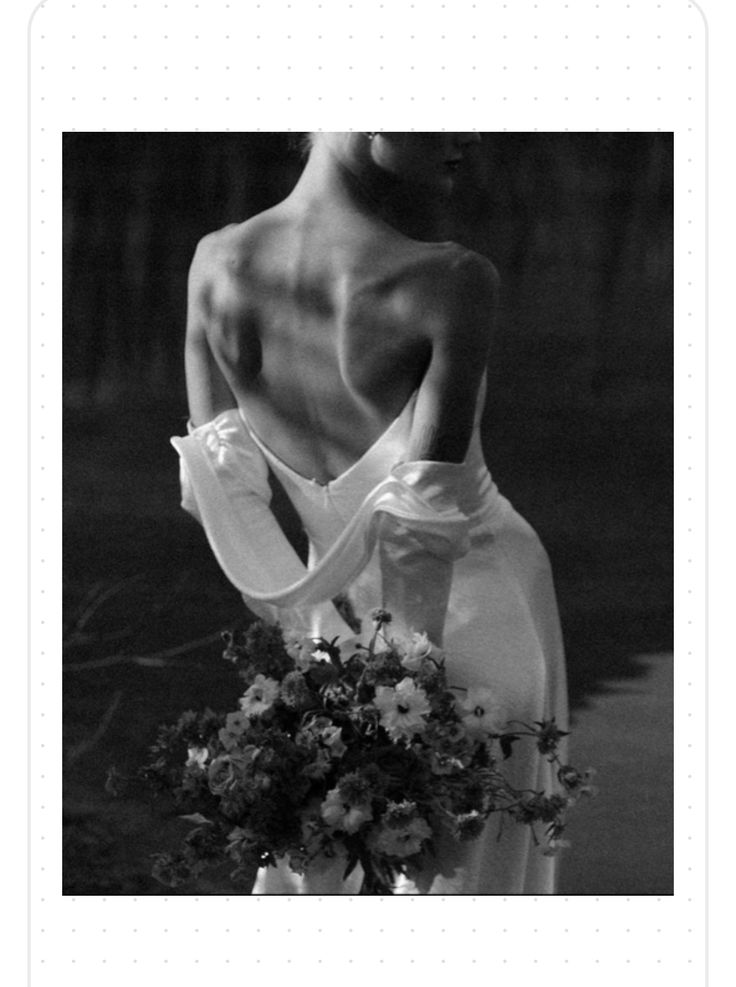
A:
171,380,505,644
236,390,501,561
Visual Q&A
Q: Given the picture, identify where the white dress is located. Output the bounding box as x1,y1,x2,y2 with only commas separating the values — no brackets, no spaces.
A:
171,384,568,894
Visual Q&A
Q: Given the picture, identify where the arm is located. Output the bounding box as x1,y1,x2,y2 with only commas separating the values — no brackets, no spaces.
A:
407,251,499,463
184,236,238,428
379,253,498,643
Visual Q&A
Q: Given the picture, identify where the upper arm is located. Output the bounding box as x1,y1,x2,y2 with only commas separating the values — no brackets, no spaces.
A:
184,235,238,428
407,251,499,463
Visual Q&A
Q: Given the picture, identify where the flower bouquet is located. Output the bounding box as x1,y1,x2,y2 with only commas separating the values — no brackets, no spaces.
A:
124,610,595,894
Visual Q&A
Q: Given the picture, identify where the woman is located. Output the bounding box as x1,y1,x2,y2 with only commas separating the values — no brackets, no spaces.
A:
171,133,568,894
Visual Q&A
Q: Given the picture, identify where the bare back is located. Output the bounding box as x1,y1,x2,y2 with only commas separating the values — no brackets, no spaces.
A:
186,201,498,483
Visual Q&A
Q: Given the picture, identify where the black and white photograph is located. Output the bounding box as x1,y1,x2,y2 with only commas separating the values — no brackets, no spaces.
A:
62,131,673,897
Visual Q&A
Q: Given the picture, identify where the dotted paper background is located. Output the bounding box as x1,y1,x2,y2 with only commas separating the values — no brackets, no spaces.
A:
28,1,704,983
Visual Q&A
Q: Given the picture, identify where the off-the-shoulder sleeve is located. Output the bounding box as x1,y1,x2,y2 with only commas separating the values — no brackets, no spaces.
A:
172,410,308,592
171,410,474,642
171,410,356,640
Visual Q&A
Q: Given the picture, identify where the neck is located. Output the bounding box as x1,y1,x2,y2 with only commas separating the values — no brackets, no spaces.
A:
288,137,451,243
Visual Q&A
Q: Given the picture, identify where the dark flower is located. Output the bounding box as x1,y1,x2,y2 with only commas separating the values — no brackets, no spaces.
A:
450,810,486,841
557,765,582,789
280,671,315,710
514,792,569,825
151,852,194,888
207,755,237,796
224,621,295,684
534,718,570,755
308,655,340,686
338,771,374,806
303,749,332,780
557,765,598,801
369,608,392,627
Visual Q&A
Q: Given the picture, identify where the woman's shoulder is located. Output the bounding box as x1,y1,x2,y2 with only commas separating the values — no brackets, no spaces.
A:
384,242,499,340
388,239,498,295
434,243,500,295
188,214,290,318
191,215,273,273
444,247,499,333
188,225,245,302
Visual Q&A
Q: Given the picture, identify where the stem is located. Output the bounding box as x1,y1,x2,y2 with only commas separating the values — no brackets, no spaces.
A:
63,631,223,672
367,625,380,658
504,720,536,732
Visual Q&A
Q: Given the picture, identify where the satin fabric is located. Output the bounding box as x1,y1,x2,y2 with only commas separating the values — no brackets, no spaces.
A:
171,389,568,894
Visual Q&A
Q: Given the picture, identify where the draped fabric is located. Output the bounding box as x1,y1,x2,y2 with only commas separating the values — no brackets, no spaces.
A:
172,406,473,644
171,390,568,894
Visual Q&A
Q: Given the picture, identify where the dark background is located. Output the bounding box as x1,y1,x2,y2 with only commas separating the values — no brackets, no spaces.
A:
63,133,673,894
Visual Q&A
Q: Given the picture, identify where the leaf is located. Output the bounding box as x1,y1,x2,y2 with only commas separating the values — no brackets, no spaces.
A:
343,853,360,880
500,735,520,760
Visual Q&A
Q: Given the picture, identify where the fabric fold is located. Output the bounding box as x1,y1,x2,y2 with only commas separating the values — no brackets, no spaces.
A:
170,409,473,616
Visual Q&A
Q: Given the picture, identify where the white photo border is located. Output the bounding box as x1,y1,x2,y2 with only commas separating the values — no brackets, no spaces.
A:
27,1,703,984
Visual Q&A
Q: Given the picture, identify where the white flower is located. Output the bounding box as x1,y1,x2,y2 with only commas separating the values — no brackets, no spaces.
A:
225,710,250,735
320,787,373,834
239,674,280,718
185,746,209,769
284,631,313,671
374,677,431,740
400,631,434,671
218,710,250,751
457,687,506,740
321,724,347,758
368,816,432,858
